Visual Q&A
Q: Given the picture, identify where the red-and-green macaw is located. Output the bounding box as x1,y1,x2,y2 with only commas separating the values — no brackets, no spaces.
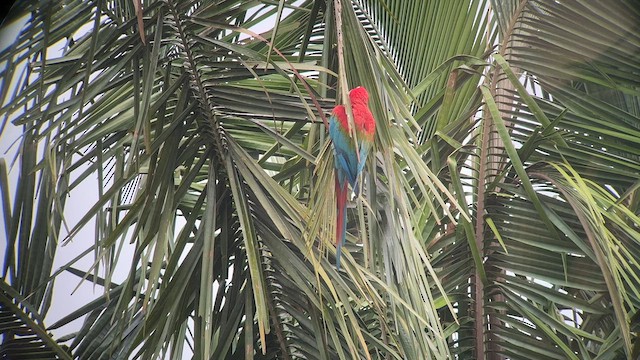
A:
328,86,376,269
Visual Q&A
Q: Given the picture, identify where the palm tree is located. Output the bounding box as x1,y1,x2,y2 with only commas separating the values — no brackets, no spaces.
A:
1,0,639,359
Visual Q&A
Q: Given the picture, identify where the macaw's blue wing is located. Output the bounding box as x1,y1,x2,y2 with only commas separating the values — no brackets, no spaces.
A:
357,141,371,175
353,141,372,197
329,115,358,188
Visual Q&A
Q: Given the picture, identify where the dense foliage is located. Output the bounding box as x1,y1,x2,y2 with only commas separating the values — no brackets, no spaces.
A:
1,1,639,359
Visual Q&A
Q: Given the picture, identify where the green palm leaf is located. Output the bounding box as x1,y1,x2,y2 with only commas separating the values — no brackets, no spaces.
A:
1,0,638,359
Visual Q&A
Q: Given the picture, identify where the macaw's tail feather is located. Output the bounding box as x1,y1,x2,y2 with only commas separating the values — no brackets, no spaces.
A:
335,176,348,270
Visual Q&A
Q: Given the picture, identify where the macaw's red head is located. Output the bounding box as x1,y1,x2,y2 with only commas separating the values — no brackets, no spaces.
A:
349,86,369,105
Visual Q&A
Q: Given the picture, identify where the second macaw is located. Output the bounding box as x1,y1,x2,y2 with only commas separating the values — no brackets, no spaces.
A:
328,86,376,269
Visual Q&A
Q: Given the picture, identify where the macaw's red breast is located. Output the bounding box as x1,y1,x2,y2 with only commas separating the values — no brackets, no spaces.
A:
349,86,375,135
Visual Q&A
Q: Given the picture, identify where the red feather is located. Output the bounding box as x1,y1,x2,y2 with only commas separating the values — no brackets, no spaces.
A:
328,86,377,269
333,104,349,131
349,86,376,137
350,86,376,196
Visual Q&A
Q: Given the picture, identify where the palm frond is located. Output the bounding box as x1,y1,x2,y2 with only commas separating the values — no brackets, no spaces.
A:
1,0,639,359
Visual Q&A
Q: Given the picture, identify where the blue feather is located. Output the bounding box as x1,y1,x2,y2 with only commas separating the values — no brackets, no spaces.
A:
329,114,358,188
